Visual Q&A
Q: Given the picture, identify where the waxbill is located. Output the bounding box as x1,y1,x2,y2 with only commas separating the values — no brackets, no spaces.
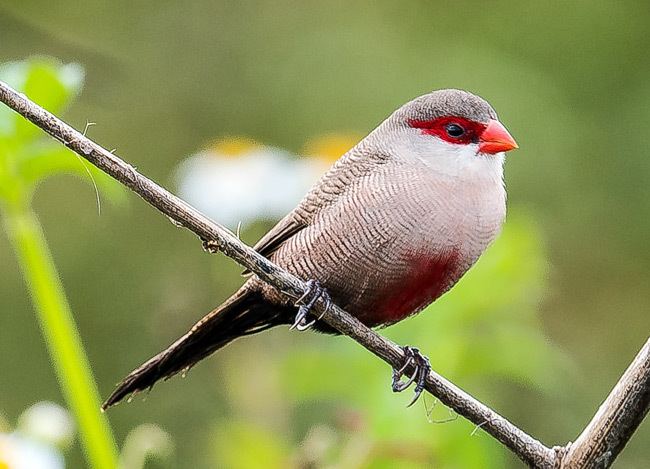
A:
103,89,518,409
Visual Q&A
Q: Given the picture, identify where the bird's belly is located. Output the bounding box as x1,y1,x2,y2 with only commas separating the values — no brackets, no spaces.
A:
354,250,460,327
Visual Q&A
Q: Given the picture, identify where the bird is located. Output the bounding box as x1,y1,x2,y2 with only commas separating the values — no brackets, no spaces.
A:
102,89,518,410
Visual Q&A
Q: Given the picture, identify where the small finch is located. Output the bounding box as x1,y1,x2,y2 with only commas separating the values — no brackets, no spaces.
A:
103,89,518,409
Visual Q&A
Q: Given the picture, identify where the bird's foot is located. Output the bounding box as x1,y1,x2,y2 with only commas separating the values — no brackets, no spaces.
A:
391,346,431,407
290,279,331,331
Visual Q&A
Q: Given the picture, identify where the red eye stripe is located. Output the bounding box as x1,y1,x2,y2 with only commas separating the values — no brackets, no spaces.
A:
408,116,487,145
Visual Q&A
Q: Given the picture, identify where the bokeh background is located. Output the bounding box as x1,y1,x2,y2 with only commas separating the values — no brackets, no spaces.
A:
1,1,649,467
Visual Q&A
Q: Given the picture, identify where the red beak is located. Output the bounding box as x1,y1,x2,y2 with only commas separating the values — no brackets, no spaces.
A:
479,119,518,154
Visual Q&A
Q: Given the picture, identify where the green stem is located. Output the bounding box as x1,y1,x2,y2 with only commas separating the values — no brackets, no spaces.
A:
2,202,119,469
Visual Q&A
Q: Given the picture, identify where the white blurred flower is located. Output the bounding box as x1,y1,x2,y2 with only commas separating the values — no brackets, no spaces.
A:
118,423,173,469
0,402,73,469
0,433,64,469
175,135,359,230
17,402,74,449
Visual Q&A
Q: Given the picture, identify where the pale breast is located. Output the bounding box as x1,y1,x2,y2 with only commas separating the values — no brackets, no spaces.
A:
268,157,506,327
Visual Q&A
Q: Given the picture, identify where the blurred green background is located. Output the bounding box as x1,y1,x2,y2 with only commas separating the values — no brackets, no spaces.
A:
0,1,649,468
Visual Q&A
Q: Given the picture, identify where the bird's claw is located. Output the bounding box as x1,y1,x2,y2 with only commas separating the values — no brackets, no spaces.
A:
290,280,331,331
391,346,431,407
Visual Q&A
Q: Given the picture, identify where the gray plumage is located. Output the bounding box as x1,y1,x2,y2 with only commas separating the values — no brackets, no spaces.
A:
103,89,510,408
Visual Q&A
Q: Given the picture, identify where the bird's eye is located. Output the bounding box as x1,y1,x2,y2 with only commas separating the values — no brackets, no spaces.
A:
445,123,465,138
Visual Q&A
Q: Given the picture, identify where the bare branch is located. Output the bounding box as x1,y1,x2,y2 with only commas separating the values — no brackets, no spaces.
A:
1,79,647,468
559,339,650,468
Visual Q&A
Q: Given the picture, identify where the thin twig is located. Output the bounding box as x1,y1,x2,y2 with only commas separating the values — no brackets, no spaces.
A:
1,79,647,468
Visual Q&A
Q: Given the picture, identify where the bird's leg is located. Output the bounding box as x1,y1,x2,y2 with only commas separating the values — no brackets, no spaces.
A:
291,279,331,331
391,346,431,407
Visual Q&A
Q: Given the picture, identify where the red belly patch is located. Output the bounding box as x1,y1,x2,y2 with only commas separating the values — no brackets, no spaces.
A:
371,250,460,327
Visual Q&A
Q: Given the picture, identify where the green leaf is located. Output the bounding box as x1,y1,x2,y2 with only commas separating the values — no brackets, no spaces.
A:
18,59,84,142
18,142,127,206
0,58,83,141
0,57,124,207
0,61,25,137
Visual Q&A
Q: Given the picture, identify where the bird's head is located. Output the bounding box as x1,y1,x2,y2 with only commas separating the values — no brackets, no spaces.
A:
379,89,518,176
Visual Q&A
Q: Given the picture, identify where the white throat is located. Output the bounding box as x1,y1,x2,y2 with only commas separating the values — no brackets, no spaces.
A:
392,129,505,185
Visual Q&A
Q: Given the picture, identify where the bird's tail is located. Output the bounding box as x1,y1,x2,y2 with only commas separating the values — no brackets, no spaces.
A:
102,288,280,410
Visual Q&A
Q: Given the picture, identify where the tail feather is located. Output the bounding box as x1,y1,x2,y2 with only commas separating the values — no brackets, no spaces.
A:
102,289,279,410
